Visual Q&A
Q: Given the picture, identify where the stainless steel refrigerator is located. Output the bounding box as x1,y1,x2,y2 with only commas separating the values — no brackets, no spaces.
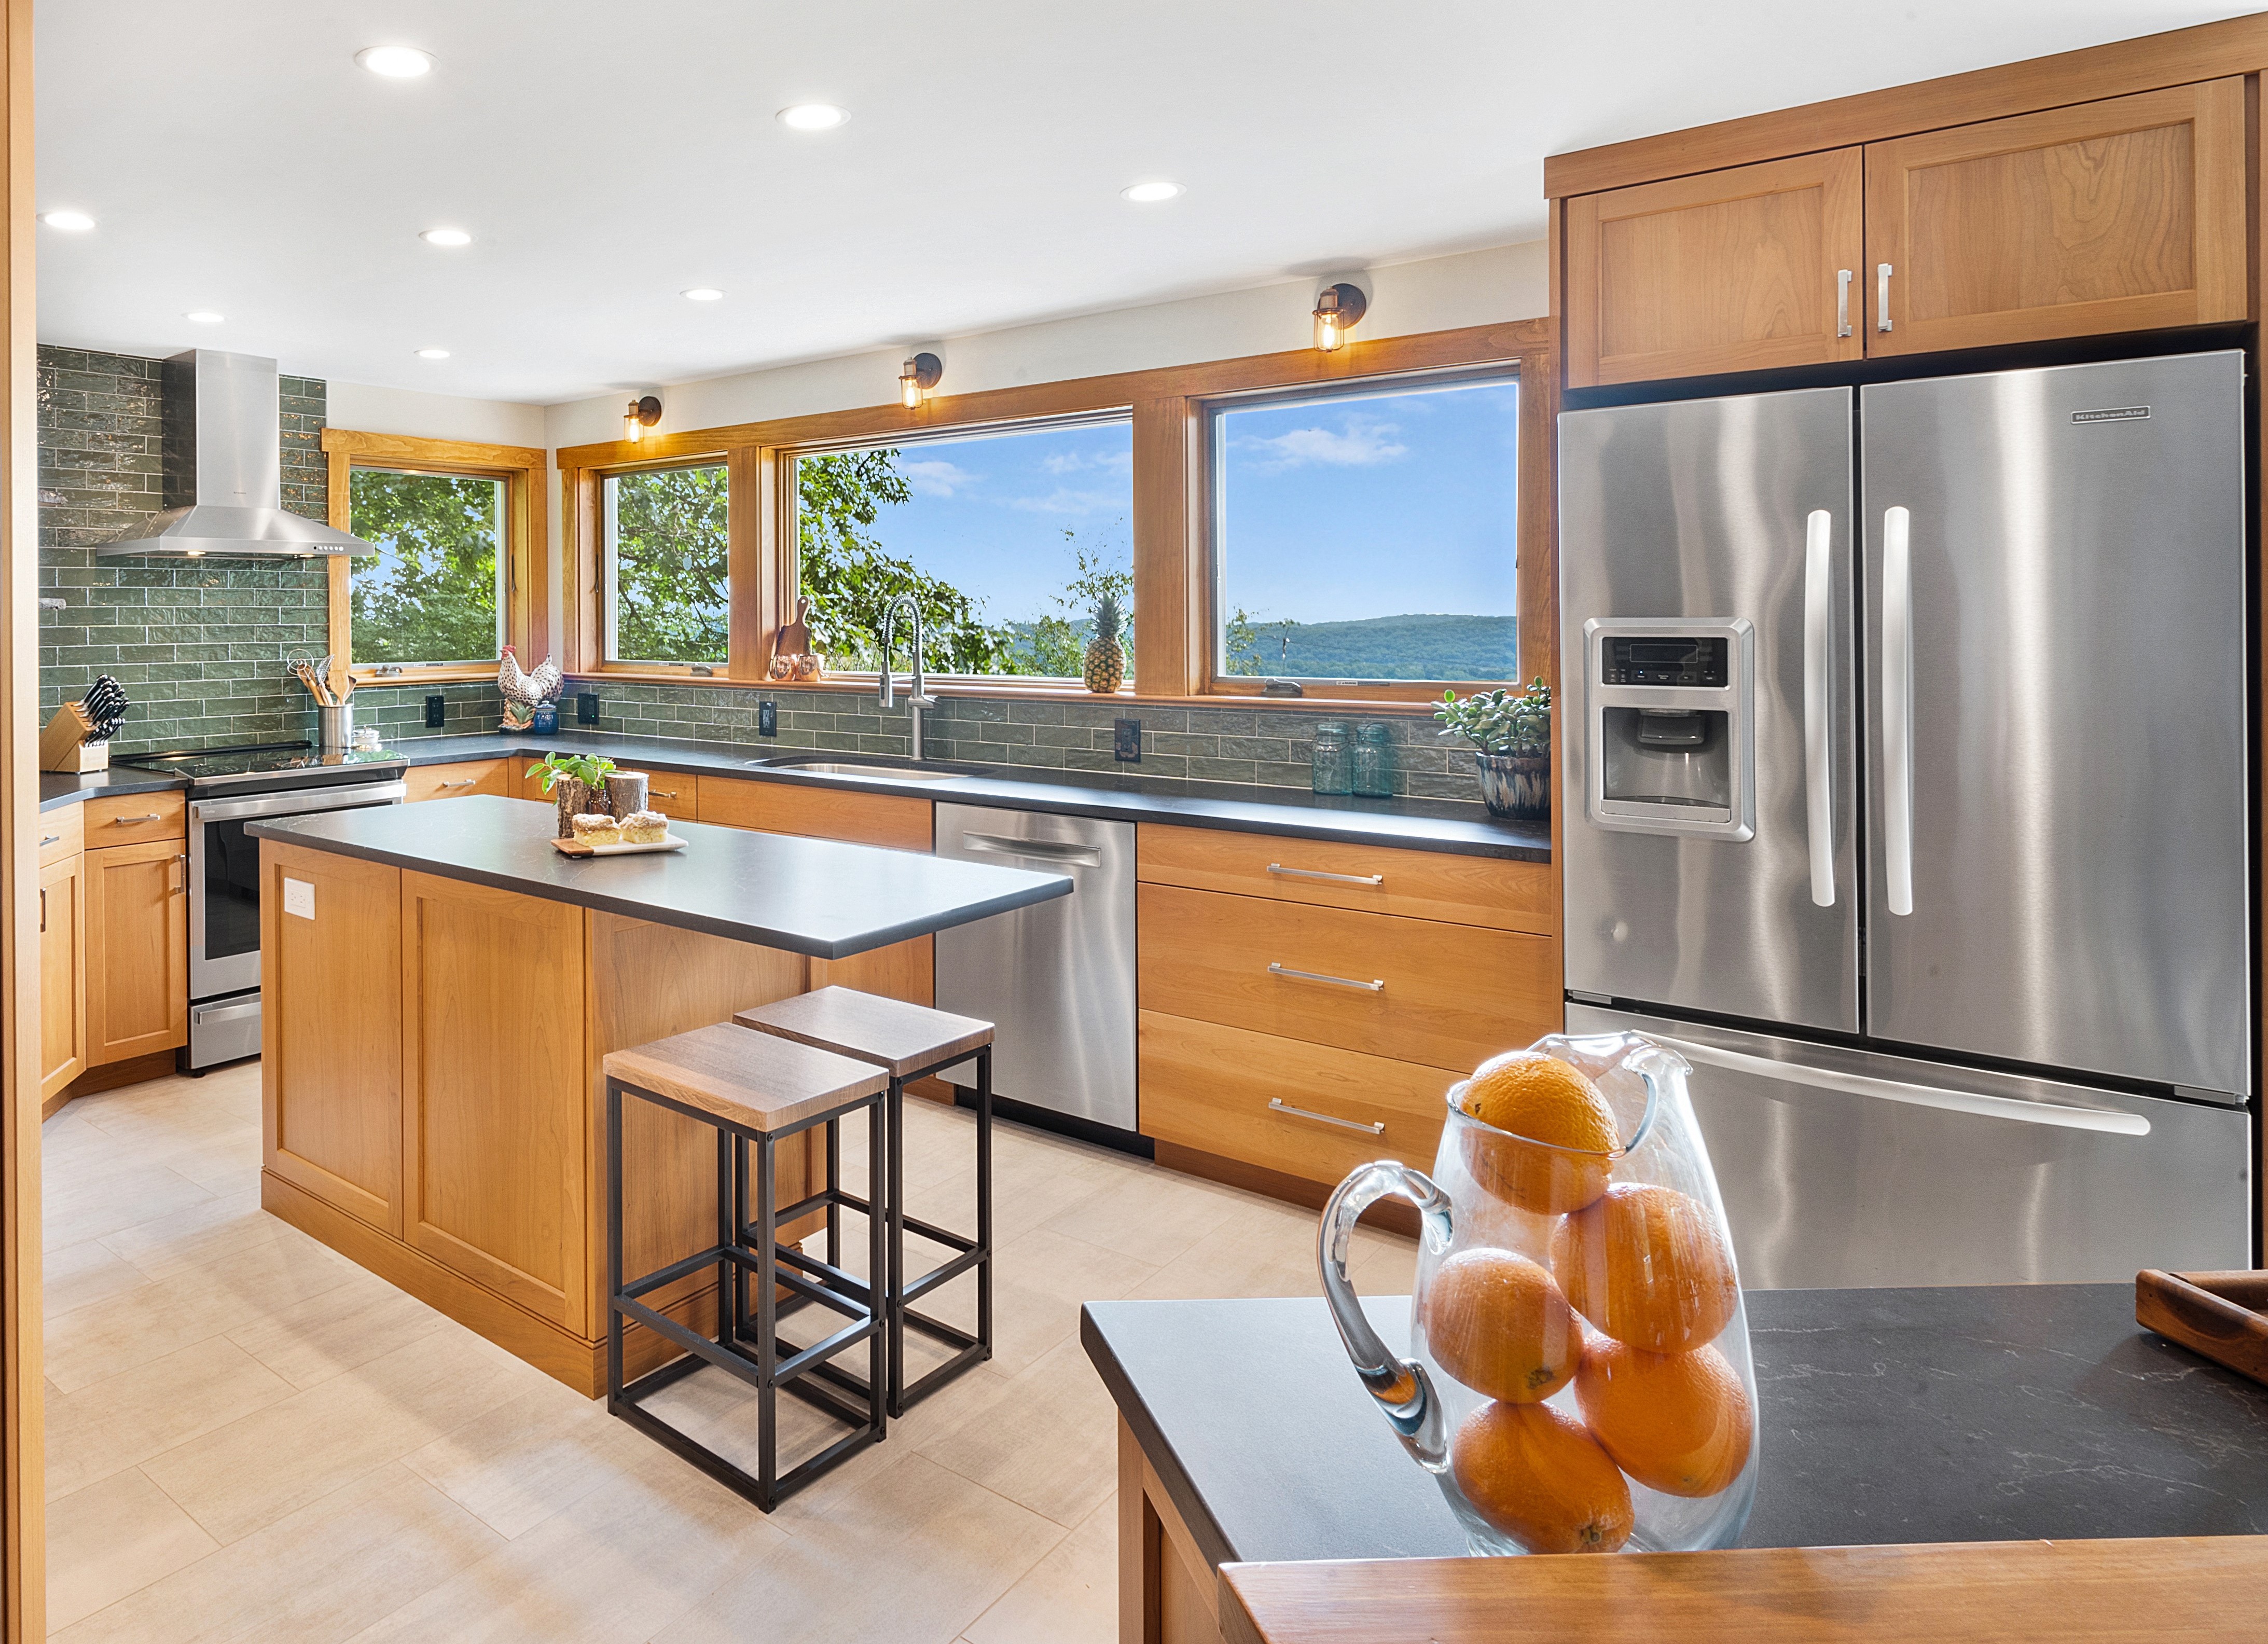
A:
1558,351,2253,1288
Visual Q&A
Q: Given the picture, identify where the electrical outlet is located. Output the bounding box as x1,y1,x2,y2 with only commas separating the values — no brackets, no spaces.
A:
424,695,445,728
1113,717,1142,762
758,700,778,737
576,693,600,725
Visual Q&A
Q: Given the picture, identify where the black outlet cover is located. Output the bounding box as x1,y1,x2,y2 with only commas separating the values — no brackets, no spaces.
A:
423,695,445,728
576,692,600,725
758,700,778,737
1114,717,1142,762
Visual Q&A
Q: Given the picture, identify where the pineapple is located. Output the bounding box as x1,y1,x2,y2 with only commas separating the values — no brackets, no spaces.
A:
1083,591,1126,693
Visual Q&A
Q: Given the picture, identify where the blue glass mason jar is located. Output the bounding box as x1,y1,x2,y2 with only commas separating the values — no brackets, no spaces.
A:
1353,721,1394,797
1311,722,1353,795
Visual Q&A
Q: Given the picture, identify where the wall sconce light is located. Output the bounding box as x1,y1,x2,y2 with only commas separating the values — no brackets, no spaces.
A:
1312,283,1368,353
900,352,943,410
623,394,662,441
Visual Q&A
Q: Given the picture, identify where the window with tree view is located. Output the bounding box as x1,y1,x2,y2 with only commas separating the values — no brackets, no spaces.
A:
605,463,728,665
794,419,1133,678
348,468,505,666
1214,376,1519,683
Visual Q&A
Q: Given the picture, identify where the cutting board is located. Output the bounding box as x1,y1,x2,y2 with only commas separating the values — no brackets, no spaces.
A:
2135,1269,2268,1385
551,833,687,858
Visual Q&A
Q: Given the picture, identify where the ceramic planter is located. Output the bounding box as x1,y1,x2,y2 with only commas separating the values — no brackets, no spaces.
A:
1475,748,1548,821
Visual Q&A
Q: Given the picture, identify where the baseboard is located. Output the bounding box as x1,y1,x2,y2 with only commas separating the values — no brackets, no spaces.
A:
44,1049,181,1118
1150,1139,1419,1239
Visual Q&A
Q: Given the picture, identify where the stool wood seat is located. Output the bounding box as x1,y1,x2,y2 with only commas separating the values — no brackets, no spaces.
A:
604,1023,886,1131
732,986,994,1075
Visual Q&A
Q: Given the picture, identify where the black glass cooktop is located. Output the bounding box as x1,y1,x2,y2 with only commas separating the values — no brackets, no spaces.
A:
116,740,407,785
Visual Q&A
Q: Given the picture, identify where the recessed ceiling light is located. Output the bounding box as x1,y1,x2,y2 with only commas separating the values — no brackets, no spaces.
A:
777,104,849,131
184,311,224,324
681,287,724,301
1122,181,1183,203
40,210,94,232
356,45,433,78
420,227,472,247
416,348,451,360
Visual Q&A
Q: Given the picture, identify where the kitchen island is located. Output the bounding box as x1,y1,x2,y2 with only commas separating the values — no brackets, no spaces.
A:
248,794,1069,1396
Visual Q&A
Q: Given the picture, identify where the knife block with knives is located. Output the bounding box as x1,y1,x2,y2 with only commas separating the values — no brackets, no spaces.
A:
40,675,127,772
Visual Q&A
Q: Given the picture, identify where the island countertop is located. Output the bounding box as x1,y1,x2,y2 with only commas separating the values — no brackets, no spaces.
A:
248,792,1071,960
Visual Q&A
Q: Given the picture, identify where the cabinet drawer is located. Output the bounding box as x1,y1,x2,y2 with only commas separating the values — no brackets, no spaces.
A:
38,804,82,866
635,772,698,821
85,790,185,845
1139,883,1557,1072
698,776,931,851
1139,1011,1451,1186
1139,823,1552,935
405,759,508,803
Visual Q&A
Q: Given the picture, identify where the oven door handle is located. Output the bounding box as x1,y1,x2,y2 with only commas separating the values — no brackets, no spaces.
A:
190,780,408,823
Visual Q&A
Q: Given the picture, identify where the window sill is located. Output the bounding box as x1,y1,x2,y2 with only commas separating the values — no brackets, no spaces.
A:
351,665,500,686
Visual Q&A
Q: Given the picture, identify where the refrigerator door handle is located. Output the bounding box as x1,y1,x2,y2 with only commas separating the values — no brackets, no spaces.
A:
1803,508,1836,907
1881,504,1915,916
1652,1033,2152,1137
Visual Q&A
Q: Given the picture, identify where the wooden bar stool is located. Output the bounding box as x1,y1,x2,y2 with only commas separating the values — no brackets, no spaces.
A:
735,986,995,1415
604,1022,889,1511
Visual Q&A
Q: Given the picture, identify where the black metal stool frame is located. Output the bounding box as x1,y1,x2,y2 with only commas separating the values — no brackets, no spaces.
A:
606,1072,886,1513
738,1044,992,1417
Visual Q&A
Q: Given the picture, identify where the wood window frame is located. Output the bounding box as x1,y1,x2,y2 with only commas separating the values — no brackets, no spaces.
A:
321,430,549,690
553,317,1554,710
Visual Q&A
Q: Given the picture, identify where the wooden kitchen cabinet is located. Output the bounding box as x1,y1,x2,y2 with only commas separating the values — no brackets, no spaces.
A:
404,758,509,803
1565,148,1865,386
1866,79,2247,354
39,851,86,1100
85,837,189,1065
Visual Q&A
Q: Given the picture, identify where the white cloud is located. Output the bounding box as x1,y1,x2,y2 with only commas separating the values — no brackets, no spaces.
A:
1007,487,1123,516
902,459,979,498
1041,449,1135,477
1238,414,1407,472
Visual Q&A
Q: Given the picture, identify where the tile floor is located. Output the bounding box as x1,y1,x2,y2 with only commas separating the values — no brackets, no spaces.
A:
41,1061,1418,1641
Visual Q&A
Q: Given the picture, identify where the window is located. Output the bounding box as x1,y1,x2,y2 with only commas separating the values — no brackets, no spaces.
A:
604,463,728,665
1212,375,1520,684
792,418,1134,678
348,467,506,667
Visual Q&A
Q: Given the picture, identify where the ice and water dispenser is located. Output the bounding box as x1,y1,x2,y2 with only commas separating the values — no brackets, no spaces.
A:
1582,619,1754,840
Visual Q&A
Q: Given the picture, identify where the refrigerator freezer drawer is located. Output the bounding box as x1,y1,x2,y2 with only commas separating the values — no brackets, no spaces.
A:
1568,1005,2252,1288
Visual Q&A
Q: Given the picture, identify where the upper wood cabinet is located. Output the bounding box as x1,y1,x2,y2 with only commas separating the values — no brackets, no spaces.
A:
1565,149,1865,387
1867,79,2247,354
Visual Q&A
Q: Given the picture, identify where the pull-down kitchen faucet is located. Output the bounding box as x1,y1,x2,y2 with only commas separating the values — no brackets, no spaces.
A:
877,591,937,758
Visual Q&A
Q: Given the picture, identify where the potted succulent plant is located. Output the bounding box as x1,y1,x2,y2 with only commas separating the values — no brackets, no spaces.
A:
1436,678,1551,820
527,751,619,838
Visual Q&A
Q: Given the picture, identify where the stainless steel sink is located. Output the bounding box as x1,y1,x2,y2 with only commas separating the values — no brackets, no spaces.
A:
750,759,965,783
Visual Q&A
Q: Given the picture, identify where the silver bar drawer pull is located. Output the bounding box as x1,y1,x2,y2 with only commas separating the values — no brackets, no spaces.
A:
1268,1097,1385,1136
1836,268,1853,337
38,834,58,848
437,779,478,790
1268,962,1385,992
110,813,161,824
1876,263,1894,332
1266,862,1384,887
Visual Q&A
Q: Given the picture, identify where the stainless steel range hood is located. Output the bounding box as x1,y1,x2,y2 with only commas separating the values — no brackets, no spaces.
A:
98,350,374,558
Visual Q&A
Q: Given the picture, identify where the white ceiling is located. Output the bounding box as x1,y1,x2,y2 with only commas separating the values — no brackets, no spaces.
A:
34,0,2255,406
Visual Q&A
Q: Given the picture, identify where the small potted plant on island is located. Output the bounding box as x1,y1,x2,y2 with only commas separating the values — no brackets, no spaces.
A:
527,751,619,838
1436,678,1551,820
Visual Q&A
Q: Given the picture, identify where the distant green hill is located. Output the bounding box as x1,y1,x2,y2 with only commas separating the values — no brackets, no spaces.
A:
1238,613,1518,682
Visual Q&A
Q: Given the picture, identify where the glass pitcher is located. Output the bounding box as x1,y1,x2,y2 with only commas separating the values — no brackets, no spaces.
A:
1319,1031,1758,1555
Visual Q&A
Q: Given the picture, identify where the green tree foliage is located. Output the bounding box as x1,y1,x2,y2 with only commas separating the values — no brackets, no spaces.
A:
796,450,1005,674
998,531,1135,677
611,466,728,663
348,469,503,665
1224,606,1299,676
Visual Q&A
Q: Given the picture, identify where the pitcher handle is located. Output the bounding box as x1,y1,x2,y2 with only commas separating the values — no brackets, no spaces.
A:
1319,1161,1454,1470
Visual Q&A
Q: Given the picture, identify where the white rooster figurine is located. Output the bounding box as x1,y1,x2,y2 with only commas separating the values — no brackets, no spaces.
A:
497,646,564,731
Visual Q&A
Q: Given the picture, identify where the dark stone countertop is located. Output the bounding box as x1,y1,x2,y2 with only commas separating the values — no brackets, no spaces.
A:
1082,1285,2268,1570
383,729,1550,862
39,768,190,811
248,792,1072,960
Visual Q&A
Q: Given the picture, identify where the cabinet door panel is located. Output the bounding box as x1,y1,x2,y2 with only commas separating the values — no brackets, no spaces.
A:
86,839,188,1065
1566,148,1864,386
39,853,86,1100
405,759,509,803
1866,78,2246,354
402,872,586,1331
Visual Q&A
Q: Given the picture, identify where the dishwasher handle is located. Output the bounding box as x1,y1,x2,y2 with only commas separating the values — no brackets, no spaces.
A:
957,832,1104,868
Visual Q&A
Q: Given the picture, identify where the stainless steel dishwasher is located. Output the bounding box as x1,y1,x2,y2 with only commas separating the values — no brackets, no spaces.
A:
934,803,1137,1136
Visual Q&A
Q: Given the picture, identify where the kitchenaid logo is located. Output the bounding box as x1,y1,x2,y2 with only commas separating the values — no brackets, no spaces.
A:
2071,406,2150,423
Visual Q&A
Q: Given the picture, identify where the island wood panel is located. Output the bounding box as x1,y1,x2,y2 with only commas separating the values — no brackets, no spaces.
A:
404,758,510,804
583,909,813,1376
1121,1417,1227,1644
36,853,83,1102
1564,148,1864,386
1138,1012,1451,1189
1218,1537,2268,1644
1138,885,1558,1072
400,871,587,1333
83,839,187,1065
1865,78,2248,354
82,789,183,846
260,844,404,1234
1137,823,1554,934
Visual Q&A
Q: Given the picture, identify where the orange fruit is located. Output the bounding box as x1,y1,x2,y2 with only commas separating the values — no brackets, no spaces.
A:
1574,1335,1754,1498
1550,1183,1738,1353
1425,1249,1577,1403
1448,1400,1634,1554
1458,1051,1621,1215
